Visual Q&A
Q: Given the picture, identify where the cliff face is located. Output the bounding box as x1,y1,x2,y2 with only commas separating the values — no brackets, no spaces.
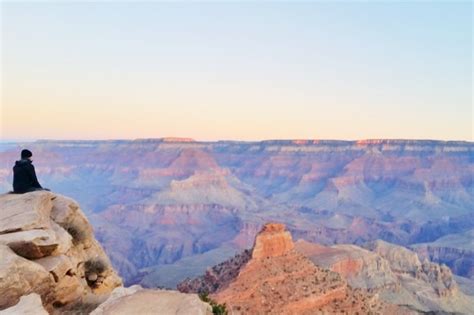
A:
177,249,252,294
411,229,474,279
0,191,122,312
414,245,474,279
179,223,400,314
297,239,474,314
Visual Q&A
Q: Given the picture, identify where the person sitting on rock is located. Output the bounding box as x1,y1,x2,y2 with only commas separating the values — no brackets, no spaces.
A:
13,149,49,193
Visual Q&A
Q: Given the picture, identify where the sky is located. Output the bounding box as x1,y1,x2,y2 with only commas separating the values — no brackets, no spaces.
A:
1,1,472,141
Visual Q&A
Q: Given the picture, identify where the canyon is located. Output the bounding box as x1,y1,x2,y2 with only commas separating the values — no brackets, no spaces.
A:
0,139,472,288
1,190,472,314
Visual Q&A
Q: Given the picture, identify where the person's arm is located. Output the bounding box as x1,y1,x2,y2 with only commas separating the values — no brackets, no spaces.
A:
28,164,43,189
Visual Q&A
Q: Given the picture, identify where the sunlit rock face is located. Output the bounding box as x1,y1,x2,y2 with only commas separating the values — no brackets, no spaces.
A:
0,192,122,313
0,139,472,285
251,223,294,259
179,223,401,315
178,223,474,314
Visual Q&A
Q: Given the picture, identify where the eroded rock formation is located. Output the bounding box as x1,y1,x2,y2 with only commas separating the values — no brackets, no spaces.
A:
0,192,122,312
296,239,474,314
0,191,213,315
179,223,400,314
2,139,471,286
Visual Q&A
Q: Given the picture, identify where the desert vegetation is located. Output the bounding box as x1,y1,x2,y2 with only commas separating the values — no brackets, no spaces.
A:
198,292,228,315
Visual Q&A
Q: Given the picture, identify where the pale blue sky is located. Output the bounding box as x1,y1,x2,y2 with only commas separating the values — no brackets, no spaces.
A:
1,1,472,141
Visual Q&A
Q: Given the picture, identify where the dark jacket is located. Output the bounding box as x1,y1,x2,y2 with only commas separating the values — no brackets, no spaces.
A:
13,159,43,193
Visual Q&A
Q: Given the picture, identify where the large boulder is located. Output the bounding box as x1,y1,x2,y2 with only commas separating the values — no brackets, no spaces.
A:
91,286,212,315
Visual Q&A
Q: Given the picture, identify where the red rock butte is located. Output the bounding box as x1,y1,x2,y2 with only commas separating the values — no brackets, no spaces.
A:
251,223,294,259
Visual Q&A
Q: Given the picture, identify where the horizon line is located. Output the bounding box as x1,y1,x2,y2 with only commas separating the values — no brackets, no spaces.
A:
1,137,473,144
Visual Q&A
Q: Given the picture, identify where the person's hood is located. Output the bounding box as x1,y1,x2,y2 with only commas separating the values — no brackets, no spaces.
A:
15,159,32,166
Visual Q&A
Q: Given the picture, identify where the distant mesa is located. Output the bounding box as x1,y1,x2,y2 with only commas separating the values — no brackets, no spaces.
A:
161,137,196,143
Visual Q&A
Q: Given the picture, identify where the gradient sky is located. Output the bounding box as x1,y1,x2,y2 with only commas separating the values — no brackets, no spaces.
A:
1,1,472,141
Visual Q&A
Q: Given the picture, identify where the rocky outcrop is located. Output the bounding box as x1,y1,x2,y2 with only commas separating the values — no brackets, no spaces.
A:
414,245,474,279
0,244,54,309
366,240,459,297
91,285,212,315
411,229,474,279
0,191,215,315
297,239,474,314
0,192,53,234
0,192,122,312
295,240,399,291
180,223,398,314
0,294,49,315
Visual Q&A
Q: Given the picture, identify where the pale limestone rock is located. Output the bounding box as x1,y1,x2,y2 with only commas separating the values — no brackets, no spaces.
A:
0,192,53,234
54,273,84,306
366,240,422,273
0,245,53,309
0,229,58,259
0,222,72,260
299,240,474,314
34,255,74,282
50,194,122,296
50,195,80,226
51,195,94,244
91,288,212,315
0,192,122,311
50,221,73,255
90,285,143,315
0,294,48,315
